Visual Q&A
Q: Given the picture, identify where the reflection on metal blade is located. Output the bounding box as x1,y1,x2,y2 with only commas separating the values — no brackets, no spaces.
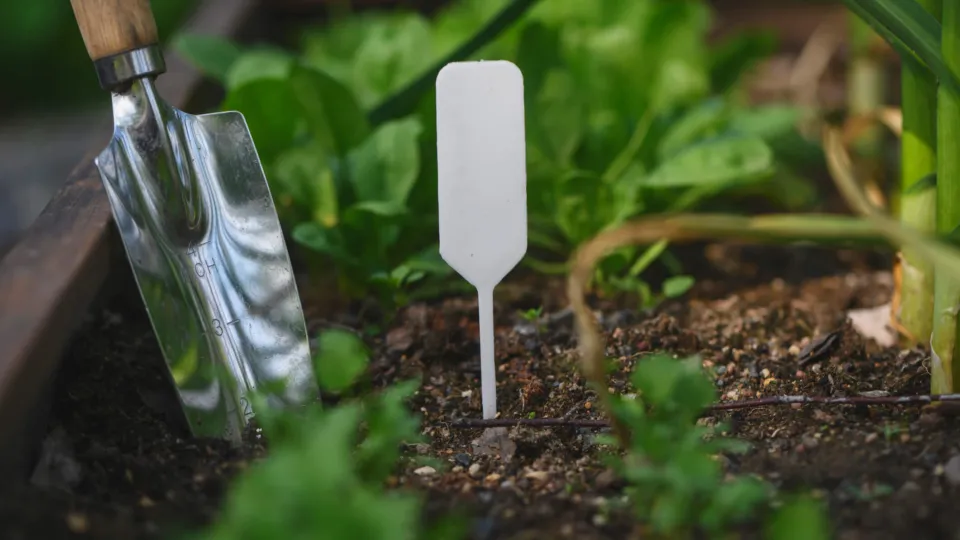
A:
96,78,318,443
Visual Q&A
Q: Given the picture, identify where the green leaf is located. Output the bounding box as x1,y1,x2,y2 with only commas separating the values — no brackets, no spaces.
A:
728,105,804,141
644,1,712,111
662,275,695,298
348,200,409,217
369,0,541,125
841,0,960,93
699,477,770,532
313,329,370,392
291,64,371,156
672,360,716,417
391,246,453,285
764,494,831,540
292,222,358,266
516,21,563,102
272,145,338,225
352,14,434,108
644,135,774,189
222,78,301,165
530,71,585,165
347,118,423,204
904,172,937,195
650,490,692,534
632,354,685,407
357,378,423,483
657,99,728,161
173,33,242,83
225,47,294,89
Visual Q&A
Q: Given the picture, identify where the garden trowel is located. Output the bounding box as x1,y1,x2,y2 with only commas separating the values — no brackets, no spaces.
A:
69,0,318,443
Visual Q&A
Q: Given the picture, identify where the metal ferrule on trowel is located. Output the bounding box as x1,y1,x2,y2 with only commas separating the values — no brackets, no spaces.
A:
70,0,318,443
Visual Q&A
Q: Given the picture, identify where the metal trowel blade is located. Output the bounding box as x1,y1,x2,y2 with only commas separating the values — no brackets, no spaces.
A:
96,77,318,443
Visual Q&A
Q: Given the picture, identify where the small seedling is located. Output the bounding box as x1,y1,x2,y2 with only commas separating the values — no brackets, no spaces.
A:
437,60,528,419
597,352,829,538
519,306,543,322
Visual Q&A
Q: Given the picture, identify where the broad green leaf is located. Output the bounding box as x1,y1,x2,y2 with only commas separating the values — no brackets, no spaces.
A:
352,14,434,108
225,48,293,89
699,477,770,532
222,79,301,165
667,448,721,492
516,21,563,102
347,200,408,217
291,222,358,266
728,105,803,141
841,0,960,93
657,98,728,161
291,64,371,157
632,354,684,407
313,329,370,392
662,275,695,298
904,171,937,195
391,247,454,287
672,364,717,418
395,246,452,276
347,118,423,204
644,2,712,111
764,495,831,540
650,490,692,533
173,33,242,83
554,168,642,245
272,145,338,225
530,70,585,165
369,0,540,125
644,135,774,189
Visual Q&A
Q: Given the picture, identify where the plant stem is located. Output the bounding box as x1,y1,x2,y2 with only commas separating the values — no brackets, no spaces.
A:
932,1,960,393
899,0,940,347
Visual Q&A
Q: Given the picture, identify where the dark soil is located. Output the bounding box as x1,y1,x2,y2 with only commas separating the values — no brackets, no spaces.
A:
3,242,960,540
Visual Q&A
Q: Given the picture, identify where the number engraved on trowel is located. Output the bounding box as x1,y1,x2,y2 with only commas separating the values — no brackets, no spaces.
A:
187,240,254,421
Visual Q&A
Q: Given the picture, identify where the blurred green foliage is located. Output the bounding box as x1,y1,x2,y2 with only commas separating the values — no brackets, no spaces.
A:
0,0,196,115
188,329,465,540
175,0,823,308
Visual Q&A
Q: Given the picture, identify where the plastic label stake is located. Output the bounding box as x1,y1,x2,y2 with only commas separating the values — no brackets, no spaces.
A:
436,60,528,419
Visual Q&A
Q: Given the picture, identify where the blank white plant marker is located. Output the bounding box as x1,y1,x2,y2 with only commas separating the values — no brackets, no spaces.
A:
436,60,527,420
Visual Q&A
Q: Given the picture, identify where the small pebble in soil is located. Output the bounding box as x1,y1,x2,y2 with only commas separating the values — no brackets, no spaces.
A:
65,513,88,534
454,453,472,467
414,466,436,476
943,455,960,486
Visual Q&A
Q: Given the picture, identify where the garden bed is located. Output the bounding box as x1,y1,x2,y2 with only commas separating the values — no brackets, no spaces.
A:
2,243,959,540
1,0,945,539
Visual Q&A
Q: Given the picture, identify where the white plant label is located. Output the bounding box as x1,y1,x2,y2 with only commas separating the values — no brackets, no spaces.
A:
436,60,528,419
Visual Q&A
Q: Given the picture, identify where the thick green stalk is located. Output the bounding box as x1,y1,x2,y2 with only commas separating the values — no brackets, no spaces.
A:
932,1,960,393
899,0,940,347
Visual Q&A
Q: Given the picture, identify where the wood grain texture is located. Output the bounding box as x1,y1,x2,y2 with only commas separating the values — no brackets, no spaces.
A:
69,0,159,60
0,0,257,480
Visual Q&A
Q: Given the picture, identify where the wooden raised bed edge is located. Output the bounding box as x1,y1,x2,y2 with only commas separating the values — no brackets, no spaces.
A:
0,0,260,481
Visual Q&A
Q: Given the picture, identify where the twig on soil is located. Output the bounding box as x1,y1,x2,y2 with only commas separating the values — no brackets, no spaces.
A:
447,393,960,429
449,418,611,428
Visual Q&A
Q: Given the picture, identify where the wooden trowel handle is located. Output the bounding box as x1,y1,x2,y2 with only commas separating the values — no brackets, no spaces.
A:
69,0,159,61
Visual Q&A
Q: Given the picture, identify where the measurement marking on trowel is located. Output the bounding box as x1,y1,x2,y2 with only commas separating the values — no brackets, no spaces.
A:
188,240,254,420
